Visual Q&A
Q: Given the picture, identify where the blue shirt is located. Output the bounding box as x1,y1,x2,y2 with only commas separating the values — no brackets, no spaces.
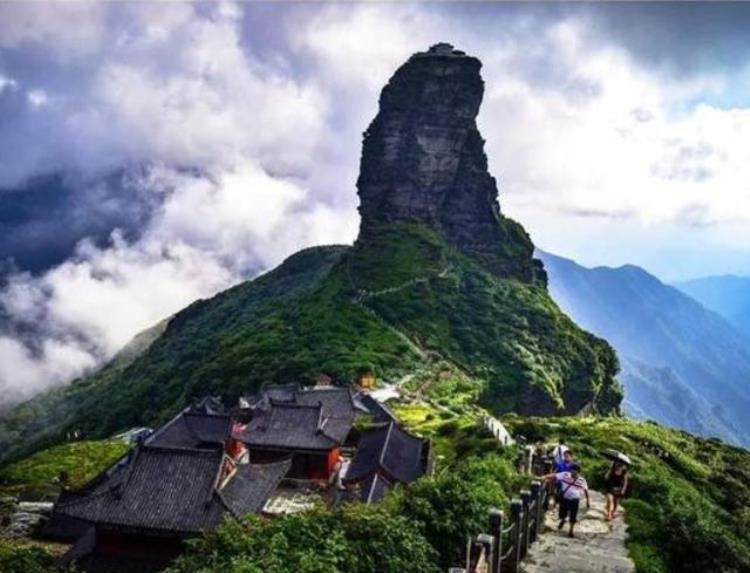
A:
554,460,574,474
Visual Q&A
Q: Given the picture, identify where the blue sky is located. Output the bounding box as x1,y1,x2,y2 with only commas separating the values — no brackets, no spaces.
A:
1,1,750,402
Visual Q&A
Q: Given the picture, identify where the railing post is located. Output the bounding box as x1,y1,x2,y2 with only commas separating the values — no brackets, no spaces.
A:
532,480,545,537
520,490,531,558
508,499,522,573
477,533,494,573
526,448,534,475
542,460,553,509
529,481,541,543
489,509,503,573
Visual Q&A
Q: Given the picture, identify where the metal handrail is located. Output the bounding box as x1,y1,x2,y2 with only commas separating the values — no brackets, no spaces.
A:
451,453,557,573
500,543,515,561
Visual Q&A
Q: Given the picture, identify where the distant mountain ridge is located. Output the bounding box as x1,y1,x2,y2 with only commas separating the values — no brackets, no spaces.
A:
675,275,750,339
539,250,750,446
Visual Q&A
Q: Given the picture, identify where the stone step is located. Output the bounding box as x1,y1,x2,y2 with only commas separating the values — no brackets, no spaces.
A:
528,538,634,564
520,490,635,573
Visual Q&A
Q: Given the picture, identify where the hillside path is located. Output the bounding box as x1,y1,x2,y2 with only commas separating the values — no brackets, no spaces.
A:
521,491,635,573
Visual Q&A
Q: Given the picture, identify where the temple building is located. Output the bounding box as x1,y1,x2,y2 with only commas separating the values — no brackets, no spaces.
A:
47,386,431,571
54,444,289,572
343,420,432,504
234,385,359,480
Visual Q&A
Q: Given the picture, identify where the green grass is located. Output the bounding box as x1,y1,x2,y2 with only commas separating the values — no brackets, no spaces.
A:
402,361,487,410
391,401,509,471
0,540,60,573
0,439,129,491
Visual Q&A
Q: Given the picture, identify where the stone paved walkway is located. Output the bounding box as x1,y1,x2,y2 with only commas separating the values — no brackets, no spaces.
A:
521,491,635,573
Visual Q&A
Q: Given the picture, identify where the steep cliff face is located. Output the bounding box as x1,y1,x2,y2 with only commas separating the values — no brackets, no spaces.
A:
358,44,543,283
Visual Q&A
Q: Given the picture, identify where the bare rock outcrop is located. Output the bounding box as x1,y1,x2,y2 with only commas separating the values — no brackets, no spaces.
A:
357,43,545,283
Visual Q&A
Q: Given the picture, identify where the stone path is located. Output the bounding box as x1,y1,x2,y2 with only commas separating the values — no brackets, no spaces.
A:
521,491,635,573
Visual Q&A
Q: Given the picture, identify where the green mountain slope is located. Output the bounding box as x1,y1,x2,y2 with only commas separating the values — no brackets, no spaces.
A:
0,225,620,464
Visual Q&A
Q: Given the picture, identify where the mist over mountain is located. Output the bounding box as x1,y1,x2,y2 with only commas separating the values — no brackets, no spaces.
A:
675,275,750,340
539,250,750,446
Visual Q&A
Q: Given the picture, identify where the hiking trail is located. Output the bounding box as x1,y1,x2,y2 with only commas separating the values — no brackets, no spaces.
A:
521,490,635,573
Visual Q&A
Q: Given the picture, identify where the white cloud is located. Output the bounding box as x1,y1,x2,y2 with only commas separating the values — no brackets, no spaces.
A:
0,2,327,186
0,336,96,406
27,89,48,107
292,4,439,91
0,158,357,407
0,75,17,93
461,18,750,273
0,3,106,56
0,2,357,408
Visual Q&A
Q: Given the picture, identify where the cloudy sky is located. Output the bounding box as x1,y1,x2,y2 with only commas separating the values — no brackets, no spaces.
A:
1,1,750,405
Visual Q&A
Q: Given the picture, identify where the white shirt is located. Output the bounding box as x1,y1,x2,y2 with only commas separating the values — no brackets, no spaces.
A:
552,444,569,465
555,472,588,500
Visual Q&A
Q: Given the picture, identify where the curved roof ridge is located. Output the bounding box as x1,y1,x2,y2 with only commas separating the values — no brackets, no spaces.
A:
144,409,185,445
378,421,396,467
141,444,223,456
268,399,321,410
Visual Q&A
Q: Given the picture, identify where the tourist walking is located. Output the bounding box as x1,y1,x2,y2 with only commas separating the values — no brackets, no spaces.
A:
551,437,569,466
542,462,590,538
551,449,576,509
604,462,628,521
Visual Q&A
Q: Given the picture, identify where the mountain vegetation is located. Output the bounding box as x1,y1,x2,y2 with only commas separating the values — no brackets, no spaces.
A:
0,223,620,465
539,250,750,447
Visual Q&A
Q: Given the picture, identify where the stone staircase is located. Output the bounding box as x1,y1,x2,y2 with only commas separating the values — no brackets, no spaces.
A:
520,491,634,573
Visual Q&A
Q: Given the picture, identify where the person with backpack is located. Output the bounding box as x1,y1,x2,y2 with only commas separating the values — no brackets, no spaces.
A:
551,437,569,466
550,449,576,509
542,462,590,538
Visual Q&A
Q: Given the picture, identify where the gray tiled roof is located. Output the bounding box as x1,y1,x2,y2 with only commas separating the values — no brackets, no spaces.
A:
251,383,299,406
345,422,426,485
294,387,357,420
56,447,226,535
238,402,341,451
236,385,356,450
219,458,291,517
360,473,393,504
146,411,231,449
353,393,397,423
55,446,288,536
190,396,225,415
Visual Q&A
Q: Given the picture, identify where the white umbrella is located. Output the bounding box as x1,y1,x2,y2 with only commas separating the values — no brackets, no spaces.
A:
602,448,632,465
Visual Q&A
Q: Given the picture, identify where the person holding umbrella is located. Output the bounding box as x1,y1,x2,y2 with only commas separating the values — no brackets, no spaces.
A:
602,450,631,521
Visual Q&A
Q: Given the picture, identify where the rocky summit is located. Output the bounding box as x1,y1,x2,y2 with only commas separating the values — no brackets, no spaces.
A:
358,43,544,283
